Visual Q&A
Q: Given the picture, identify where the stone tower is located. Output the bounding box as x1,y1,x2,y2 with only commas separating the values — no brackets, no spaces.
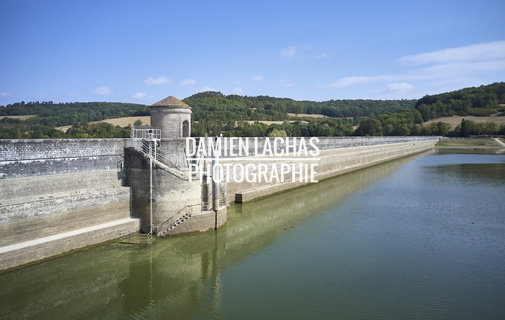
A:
125,95,227,237
149,96,191,139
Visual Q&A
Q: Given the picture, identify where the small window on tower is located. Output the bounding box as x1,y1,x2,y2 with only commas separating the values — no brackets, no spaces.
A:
182,120,189,137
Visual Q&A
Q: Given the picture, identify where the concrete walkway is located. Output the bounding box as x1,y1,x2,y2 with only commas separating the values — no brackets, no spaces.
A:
0,218,139,271
493,138,505,147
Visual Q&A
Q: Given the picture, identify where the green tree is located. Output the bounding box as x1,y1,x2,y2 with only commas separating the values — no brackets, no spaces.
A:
459,119,475,136
268,129,288,137
353,118,383,136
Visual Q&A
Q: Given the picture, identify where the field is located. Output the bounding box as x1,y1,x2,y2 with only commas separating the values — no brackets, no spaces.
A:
288,113,328,118
56,116,151,132
424,115,505,128
436,137,505,147
98,116,151,127
0,115,37,120
242,120,295,125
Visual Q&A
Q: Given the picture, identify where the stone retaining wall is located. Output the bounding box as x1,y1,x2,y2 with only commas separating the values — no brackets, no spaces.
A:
226,138,438,203
0,139,124,178
0,139,138,271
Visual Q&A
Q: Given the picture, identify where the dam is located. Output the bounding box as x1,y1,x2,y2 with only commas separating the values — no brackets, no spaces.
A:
0,96,439,271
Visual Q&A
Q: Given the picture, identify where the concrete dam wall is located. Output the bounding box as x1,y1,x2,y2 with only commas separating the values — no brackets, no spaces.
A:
0,139,140,271
0,136,439,271
223,136,438,203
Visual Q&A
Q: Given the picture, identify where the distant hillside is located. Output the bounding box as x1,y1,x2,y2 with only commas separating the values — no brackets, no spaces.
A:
0,101,149,127
183,91,416,121
182,91,415,136
2,84,504,139
353,82,505,137
423,115,505,128
415,82,505,121
0,101,149,139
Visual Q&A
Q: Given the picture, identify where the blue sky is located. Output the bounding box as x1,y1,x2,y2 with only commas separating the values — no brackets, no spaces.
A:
1,0,504,106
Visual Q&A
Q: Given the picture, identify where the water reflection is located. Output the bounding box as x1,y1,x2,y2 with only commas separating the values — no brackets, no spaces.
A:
427,163,505,186
0,152,426,319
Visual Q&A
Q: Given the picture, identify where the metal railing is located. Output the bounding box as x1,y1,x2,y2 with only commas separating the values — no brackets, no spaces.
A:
157,203,201,236
131,127,161,140
130,138,190,180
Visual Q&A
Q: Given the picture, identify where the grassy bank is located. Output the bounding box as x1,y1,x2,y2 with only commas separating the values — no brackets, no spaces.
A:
436,138,503,147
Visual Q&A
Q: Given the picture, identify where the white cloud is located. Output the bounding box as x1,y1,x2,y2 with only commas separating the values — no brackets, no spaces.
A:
280,46,297,58
144,76,172,86
328,75,394,88
328,41,505,93
233,88,244,94
252,75,264,82
133,92,147,99
385,83,413,93
411,60,505,77
179,79,196,86
398,41,505,65
92,87,112,95
0,92,11,97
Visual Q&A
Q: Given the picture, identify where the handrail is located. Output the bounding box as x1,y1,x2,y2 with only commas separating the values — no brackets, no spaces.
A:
130,139,190,180
131,127,161,140
157,203,201,236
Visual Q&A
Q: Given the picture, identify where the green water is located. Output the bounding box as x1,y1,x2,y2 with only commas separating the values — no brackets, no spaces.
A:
1,148,504,319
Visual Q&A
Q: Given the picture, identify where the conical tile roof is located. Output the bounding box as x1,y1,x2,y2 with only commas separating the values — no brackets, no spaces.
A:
149,96,190,108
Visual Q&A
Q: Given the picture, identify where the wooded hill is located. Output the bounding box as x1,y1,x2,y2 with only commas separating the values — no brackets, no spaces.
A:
0,93,416,138
185,91,416,121
0,101,149,139
185,91,416,137
416,82,505,120
1,82,504,138
354,82,505,136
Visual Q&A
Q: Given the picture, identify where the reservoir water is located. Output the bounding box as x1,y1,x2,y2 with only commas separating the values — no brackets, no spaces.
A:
1,148,504,319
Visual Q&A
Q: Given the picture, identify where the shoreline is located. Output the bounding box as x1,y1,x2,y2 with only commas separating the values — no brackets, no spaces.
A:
436,137,505,148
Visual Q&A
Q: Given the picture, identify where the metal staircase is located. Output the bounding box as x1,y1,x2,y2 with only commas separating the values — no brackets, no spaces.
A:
128,128,222,238
130,128,190,180
130,128,162,241
157,204,200,237
129,128,204,239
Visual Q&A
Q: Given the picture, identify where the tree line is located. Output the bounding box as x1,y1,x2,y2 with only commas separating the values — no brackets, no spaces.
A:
0,101,148,139
1,82,504,138
0,117,132,139
353,82,505,136
184,91,416,121
415,82,505,121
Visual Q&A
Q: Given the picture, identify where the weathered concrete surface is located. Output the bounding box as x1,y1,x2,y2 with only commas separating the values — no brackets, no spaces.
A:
0,199,132,246
0,218,139,271
124,145,202,234
149,104,191,139
160,207,228,237
0,139,139,271
231,138,437,203
0,136,438,271
0,170,124,207
0,139,124,178
124,141,226,236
